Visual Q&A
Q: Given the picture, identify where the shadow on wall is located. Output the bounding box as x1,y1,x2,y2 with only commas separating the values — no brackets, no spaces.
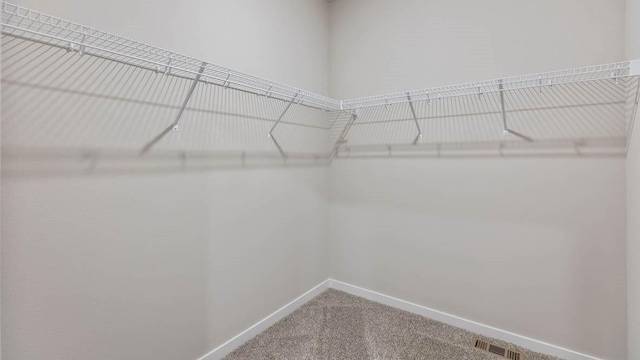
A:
331,73,640,160
3,33,640,179
1,33,332,177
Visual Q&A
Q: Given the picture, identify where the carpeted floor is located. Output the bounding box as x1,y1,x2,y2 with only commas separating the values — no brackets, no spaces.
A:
224,289,562,360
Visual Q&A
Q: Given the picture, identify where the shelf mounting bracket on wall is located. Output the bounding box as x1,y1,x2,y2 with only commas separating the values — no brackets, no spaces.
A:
407,93,422,144
498,80,509,136
140,61,207,154
268,91,301,138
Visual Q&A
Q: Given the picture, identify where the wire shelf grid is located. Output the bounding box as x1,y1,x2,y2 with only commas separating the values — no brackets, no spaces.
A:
0,1,340,111
2,1,640,163
342,62,635,109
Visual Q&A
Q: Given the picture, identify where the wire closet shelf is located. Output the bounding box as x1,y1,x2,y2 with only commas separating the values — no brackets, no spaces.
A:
0,2,340,111
333,60,640,158
341,62,639,109
2,1,640,164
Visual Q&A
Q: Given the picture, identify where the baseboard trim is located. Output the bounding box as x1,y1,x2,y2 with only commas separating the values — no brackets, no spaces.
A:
328,279,604,360
197,279,330,360
198,278,604,360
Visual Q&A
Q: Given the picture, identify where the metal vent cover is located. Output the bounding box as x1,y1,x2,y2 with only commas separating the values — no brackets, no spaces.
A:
474,339,522,360
475,339,489,351
507,349,522,360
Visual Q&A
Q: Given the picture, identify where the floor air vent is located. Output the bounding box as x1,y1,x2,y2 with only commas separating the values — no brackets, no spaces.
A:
474,339,489,351
474,339,522,360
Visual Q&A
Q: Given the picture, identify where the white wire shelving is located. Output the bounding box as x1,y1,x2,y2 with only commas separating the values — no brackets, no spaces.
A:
341,61,640,109
2,0,640,170
0,2,340,111
331,61,640,158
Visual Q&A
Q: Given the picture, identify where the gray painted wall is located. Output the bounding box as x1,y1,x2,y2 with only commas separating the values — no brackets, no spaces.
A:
1,0,635,359
328,1,627,359
1,0,331,359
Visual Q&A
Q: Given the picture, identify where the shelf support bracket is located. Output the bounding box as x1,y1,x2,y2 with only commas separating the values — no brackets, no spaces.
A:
264,83,273,97
269,134,287,161
79,27,88,56
407,93,422,144
268,91,301,138
330,109,359,161
172,61,207,132
164,53,174,76
498,80,509,136
140,61,207,154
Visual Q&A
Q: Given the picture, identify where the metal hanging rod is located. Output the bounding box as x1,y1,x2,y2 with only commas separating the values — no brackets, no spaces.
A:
0,1,341,111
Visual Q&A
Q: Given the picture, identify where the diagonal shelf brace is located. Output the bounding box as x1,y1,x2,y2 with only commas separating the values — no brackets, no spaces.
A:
407,93,422,143
172,61,207,132
498,79,509,136
268,91,301,138
330,109,359,160
140,61,207,154
269,133,287,161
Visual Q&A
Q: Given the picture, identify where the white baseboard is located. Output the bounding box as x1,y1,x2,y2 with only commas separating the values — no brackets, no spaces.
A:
198,278,604,360
197,279,330,360
328,279,603,360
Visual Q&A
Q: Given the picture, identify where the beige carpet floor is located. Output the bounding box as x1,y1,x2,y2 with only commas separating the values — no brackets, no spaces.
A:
224,289,563,360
